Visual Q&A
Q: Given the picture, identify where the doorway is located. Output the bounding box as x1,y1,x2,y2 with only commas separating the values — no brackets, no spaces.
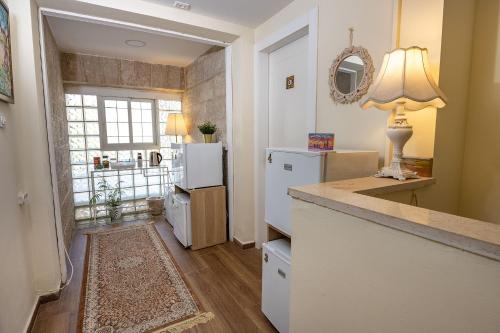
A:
254,8,318,247
38,8,235,283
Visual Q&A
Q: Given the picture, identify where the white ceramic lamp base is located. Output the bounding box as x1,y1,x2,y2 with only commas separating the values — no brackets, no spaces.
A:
376,113,418,181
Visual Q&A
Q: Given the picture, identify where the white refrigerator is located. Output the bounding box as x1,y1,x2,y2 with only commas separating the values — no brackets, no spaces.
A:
171,142,223,189
166,142,223,247
265,148,378,236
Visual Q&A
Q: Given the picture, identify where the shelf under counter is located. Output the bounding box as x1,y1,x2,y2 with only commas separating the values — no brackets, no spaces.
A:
266,176,436,243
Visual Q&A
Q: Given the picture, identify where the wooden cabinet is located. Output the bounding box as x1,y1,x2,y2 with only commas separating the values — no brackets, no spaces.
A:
175,185,227,250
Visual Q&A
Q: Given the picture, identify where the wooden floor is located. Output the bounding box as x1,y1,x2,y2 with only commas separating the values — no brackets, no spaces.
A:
32,218,277,333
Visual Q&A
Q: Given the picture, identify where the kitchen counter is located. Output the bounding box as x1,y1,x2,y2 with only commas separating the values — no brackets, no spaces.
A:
289,176,500,261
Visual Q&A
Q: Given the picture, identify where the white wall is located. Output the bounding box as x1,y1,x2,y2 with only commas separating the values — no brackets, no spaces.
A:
0,76,37,333
230,32,256,242
0,0,64,331
253,0,395,246
291,199,500,333
256,0,394,159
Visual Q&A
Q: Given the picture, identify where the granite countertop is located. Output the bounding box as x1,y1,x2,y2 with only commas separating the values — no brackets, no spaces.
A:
288,177,500,261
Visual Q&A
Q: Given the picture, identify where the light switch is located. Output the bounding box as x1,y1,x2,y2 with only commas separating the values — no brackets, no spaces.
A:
0,112,6,128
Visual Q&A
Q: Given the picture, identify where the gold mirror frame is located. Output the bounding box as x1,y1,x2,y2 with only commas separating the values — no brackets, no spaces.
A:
329,46,374,104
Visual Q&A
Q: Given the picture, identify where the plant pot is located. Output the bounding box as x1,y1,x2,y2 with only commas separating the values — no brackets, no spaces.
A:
203,134,215,143
109,205,123,222
147,196,165,216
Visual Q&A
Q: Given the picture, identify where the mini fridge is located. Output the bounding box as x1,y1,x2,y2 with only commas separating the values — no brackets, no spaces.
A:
262,239,291,333
171,142,223,189
265,148,378,236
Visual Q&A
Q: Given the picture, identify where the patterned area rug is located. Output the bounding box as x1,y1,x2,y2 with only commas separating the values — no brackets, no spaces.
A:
79,224,214,333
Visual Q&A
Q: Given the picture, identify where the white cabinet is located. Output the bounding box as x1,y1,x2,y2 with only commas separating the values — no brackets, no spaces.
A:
265,148,378,236
265,150,323,236
171,193,191,247
262,239,291,333
165,189,175,226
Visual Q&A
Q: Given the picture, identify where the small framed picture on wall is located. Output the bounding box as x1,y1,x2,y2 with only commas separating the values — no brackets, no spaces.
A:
0,0,13,104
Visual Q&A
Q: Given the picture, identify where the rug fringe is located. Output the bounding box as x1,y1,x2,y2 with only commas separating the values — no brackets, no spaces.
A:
154,312,215,333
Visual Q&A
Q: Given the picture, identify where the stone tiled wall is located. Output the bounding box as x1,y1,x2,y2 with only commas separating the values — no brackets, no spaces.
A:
182,47,226,145
44,18,75,248
61,53,185,91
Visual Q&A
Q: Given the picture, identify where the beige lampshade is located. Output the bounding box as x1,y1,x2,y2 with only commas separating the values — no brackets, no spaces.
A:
361,46,447,111
165,113,187,136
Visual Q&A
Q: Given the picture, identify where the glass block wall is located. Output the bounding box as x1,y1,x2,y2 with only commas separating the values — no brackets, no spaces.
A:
65,94,182,222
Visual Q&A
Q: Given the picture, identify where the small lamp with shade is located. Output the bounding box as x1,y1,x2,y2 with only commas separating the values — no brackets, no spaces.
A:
360,46,447,180
165,113,187,143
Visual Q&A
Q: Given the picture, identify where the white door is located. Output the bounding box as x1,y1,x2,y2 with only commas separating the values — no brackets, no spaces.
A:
269,35,309,148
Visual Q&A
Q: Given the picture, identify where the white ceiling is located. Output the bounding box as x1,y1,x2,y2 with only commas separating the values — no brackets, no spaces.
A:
46,16,214,67
145,0,293,28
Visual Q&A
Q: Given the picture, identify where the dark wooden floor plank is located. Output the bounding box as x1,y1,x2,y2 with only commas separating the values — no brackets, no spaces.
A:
31,218,277,333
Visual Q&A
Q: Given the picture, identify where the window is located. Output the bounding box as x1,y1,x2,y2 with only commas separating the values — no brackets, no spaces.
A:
99,97,158,150
65,93,182,222
131,100,154,143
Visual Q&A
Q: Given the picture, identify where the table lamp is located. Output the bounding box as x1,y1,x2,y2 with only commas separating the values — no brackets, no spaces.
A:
361,46,447,180
165,113,187,143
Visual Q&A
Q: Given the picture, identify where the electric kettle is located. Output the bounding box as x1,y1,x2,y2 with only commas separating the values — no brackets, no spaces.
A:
149,152,163,166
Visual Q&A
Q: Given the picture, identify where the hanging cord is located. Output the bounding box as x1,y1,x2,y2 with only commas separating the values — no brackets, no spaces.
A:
395,0,402,48
410,190,419,207
59,244,74,291
348,27,354,47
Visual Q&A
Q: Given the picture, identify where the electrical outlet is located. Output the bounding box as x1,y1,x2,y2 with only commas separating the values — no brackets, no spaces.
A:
0,112,6,128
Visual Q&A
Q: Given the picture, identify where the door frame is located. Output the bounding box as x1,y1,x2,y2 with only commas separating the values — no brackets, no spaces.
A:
253,8,318,248
38,7,235,283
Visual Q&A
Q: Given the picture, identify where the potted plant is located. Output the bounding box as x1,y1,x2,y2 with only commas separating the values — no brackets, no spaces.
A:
89,179,124,222
197,121,217,143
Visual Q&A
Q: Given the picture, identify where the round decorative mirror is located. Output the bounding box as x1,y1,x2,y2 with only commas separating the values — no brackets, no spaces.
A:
329,46,374,104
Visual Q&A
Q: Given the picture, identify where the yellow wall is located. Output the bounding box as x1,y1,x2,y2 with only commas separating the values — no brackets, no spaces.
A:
459,0,500,224
398,0,444,159
419,0,476,214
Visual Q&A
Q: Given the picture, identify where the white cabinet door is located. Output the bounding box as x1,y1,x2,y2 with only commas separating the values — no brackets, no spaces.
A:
265,150,322,235
262,242,291,333
172,194,191,247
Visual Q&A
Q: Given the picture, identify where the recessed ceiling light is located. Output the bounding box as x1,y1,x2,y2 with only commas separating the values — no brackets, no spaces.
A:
173,1,191,10
125,40,146,48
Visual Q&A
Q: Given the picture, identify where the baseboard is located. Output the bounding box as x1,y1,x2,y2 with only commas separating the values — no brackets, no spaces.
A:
233,236,255,249
25,289,61,332
25,298,40,333
39,289,61,303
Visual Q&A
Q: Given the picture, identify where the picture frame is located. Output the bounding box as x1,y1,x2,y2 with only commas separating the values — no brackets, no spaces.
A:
308,133,335,151
0,0,14,104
